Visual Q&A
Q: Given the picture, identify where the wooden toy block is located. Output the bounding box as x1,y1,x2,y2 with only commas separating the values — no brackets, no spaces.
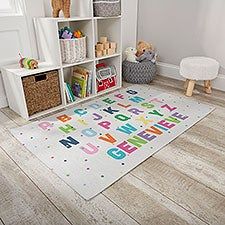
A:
95,50,103,58
104,42,110,50
110,42,117,49
107,48,115,55
100,37,108,43
102,49,107,56
96,43,104,51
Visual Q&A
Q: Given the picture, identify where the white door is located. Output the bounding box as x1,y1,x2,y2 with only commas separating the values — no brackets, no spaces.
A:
0,0,33,107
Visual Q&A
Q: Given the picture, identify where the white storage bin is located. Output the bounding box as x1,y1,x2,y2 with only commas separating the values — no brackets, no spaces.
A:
60,37,87,64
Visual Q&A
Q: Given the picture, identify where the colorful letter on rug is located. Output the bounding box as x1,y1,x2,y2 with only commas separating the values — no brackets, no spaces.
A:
11,85,214,200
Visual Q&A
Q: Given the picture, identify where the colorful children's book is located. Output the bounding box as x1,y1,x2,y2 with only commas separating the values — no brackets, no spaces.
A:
71,73,87,98
71,66,92,98
87,71,92,97
66,83,75,102
64,82,71,103
64,82,75,103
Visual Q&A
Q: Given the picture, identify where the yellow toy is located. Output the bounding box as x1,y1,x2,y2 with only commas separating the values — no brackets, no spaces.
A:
74,30,84,38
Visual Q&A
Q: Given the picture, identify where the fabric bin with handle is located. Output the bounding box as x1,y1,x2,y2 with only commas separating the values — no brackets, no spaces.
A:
22,70,62,116
93,0,121,17
60,37,86,64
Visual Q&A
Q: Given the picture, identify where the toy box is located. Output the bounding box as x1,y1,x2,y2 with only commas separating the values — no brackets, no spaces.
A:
96,63,117,92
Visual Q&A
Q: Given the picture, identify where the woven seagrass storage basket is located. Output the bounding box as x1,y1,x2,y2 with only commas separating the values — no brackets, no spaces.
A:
93,0,121,17
122,60,157,84
22,70,62,116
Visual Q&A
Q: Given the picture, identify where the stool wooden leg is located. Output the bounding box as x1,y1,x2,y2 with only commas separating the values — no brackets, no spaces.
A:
186,80,195,97
184,79,190,90
204,80,212,94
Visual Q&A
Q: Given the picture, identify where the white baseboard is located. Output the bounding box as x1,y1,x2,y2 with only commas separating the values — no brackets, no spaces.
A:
0,95,8,108
157,62,225,92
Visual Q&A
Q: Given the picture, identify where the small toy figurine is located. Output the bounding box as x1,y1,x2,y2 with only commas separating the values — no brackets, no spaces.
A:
19,54,38,70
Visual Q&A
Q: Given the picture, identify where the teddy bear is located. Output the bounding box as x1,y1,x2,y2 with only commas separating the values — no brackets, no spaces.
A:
136,40,154,57
124,47,138,63
51,0,71,18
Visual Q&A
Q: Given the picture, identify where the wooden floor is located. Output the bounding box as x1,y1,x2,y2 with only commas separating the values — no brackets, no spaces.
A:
1,76,225,225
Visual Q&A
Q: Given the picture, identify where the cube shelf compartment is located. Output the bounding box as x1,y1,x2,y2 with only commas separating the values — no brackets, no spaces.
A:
1,2,122,120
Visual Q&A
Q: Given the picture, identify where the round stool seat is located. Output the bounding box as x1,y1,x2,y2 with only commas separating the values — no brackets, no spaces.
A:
180,57,219,80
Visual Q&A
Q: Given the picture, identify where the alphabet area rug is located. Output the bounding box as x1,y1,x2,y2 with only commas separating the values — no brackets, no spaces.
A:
11,85,214,200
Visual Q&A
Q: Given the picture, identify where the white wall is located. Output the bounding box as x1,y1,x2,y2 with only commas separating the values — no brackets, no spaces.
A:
122,0,138,51
0,0,44,108
138,0,225,75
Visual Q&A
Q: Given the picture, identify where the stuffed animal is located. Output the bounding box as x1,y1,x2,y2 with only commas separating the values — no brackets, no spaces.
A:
74,30,84,38
19,54,38,70
59,27,73,39
51,0,71,18
136,40,154,57
137,50,158,63
124,47,138,63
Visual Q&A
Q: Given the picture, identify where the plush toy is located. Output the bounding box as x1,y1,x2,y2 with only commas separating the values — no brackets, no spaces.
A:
137,50,158,63
19,54,38,70
136,40,154,57
59,27,73,39
74,30,84,38
51,0,71,18
124,47,138,63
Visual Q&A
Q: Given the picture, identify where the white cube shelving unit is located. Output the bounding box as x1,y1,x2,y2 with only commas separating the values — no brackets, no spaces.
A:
1,0,122,120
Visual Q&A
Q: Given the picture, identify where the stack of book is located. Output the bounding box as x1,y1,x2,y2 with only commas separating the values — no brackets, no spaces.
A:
71,66,92,99
64,82,75,103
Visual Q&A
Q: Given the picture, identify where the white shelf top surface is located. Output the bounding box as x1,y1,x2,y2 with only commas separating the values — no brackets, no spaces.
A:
95,53,121,61
2,62,60,77
37,17,93,22
62,58,94,68
36,16,121,23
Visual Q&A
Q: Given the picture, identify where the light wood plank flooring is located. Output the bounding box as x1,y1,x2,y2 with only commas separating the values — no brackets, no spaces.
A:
1,76,225,225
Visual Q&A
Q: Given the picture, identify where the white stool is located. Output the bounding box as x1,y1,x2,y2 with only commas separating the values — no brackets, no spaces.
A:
180,57,219,97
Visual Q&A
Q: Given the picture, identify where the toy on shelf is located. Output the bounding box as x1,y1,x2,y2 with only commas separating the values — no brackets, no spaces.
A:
95,37,117,58
59,27,86,64
96,63,117,92
74,30,84,38
19,54,38,70
124,47,138,63
59,27,73,39
59,27,84,39
51,0,71,18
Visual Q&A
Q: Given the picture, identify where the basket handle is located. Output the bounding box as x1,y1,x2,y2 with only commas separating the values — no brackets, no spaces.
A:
35,73,47,82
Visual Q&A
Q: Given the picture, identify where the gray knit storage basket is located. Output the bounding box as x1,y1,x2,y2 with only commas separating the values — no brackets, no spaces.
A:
122,60,157,84
93,0,121,17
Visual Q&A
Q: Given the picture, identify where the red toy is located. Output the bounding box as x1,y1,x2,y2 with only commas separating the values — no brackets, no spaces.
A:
97,76,116,92
96,63,117,92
